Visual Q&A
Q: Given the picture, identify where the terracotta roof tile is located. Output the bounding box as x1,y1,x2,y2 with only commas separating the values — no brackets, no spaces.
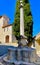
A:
2,24,12,28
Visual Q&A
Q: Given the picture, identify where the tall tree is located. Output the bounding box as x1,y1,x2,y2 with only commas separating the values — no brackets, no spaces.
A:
13,0,33,43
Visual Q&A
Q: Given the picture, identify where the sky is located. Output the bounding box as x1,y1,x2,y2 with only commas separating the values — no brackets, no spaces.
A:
0,0,40,36
0,0,16,24
29,0,40,36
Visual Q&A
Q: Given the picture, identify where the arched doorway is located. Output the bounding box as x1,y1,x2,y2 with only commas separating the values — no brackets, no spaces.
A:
5,35,9,43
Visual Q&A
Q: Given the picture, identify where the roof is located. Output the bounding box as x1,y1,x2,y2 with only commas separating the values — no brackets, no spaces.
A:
0,15,10,20
2,24,12,28
3,15,10,20
0,15,13,28
0,16,2,18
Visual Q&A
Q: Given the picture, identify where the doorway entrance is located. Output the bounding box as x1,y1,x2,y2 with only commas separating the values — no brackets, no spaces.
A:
6,35,9,43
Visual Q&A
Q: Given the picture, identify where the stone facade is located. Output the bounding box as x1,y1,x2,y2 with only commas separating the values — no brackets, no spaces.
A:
0,15,15,44
32,33,40,55
35,33,40,54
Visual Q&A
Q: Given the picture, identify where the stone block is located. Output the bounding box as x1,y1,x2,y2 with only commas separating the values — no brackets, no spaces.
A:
7,48,16,60
30,49,37,62
22,48,30,62
16,48,22,61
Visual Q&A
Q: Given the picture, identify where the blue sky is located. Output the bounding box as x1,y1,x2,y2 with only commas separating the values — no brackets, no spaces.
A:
0,0,16,23
29,0,40,36
0,0,40,36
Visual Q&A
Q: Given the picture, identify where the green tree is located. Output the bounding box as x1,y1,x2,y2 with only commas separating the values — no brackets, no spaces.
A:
13,0,33,43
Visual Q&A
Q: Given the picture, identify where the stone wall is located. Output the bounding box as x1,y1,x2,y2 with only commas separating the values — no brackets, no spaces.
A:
0,16,13,43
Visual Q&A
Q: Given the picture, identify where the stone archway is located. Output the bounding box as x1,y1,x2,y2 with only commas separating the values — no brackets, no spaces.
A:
5,35,9,43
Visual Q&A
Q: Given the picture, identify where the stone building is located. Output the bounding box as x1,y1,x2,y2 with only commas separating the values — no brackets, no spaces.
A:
31,33,40,56
0,15,16,44
35,33,40,53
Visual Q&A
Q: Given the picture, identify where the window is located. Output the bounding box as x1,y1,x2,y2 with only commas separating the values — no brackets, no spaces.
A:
4,28,5,32
7,27,8,31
